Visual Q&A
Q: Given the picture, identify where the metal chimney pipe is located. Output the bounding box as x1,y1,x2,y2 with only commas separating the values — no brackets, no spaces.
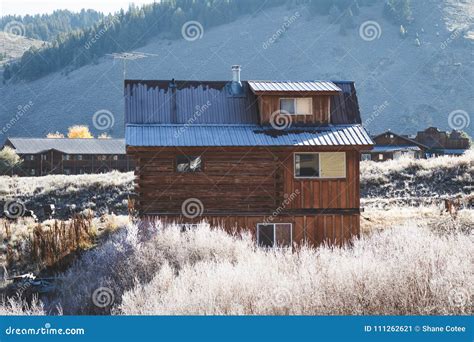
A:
231,65,241,84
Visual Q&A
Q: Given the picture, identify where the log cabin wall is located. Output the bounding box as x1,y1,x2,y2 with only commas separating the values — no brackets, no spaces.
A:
258,95,331,125
129,146,361,246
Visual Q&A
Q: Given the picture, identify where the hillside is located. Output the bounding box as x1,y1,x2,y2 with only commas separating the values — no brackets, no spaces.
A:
0,0,472,142
0,32,45,66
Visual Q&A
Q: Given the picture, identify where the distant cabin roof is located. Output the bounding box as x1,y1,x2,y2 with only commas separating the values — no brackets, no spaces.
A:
5,138,126,154
247,81,341,93
370,145,422,153
125,124,373,147
124,80,362,125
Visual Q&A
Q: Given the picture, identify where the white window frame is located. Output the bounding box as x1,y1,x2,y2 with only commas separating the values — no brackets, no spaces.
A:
293,152,346,179
279,98,313,115
256,223,293,248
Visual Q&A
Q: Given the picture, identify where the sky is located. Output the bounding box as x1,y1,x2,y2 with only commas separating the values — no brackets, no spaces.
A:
0,0,157,16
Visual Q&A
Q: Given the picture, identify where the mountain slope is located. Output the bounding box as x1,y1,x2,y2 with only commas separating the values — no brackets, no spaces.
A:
0,0,472,142
0,32,45,66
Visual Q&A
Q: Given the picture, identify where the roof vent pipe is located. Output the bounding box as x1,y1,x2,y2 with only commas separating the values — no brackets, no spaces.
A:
230,65,243,96
232,65,241,83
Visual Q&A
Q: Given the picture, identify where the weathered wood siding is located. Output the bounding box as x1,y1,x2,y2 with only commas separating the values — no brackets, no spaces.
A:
130,147,360,214
129,146,362,246
258,95,331,125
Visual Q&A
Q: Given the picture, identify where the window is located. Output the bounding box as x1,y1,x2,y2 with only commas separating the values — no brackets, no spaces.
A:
76,155,83,161
41,154,47,161
113,155,119,161
294,152,346,178
97,155,107,161
257,223,292,248
29,169,35,176
279,98,312,115
378,154,384,161
25,155,35,161
176,155,202,173
361,153,371,161
62,154,71,161
64,168,71,175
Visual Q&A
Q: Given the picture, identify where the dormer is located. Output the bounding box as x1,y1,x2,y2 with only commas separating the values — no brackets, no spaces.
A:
248,81,341,125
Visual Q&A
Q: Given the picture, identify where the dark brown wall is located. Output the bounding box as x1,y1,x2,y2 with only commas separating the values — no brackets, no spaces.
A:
129,147,361,214
129,146,363,246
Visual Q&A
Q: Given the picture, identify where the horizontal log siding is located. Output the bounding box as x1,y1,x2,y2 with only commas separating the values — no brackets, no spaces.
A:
130,148,360,214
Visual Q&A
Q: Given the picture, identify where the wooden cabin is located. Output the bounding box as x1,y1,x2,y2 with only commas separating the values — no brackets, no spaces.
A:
2,138,134,176
414,127,471,157
125,66,374,247
361,131,428,161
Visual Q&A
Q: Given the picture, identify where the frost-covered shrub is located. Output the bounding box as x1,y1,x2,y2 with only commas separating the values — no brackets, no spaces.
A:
117,224,473,316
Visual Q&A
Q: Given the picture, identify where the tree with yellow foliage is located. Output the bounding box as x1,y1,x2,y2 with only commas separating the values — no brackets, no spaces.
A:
67,125,93,139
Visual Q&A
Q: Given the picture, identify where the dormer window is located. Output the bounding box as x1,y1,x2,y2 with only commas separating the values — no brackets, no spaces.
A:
279,98,312,115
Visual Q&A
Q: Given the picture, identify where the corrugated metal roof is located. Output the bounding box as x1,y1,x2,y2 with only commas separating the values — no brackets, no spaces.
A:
126,124,373,147
371,145,421,152
6,138,126,154
125,81,258,125
248,81,341,93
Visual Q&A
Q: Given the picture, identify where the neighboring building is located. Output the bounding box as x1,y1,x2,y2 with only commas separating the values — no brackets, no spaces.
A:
361,131,428,161
2,138,134,176
414,127,471,157
125,66,374,247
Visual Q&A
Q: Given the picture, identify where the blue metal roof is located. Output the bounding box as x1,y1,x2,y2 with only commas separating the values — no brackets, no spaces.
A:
125,124,373,147
248,81,341,93
370,145,421,153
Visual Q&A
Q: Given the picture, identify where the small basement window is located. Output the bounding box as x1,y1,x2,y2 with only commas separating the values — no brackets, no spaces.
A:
176,155,202,173
279,98,312,115
257,223,292,248
294,152,346,178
